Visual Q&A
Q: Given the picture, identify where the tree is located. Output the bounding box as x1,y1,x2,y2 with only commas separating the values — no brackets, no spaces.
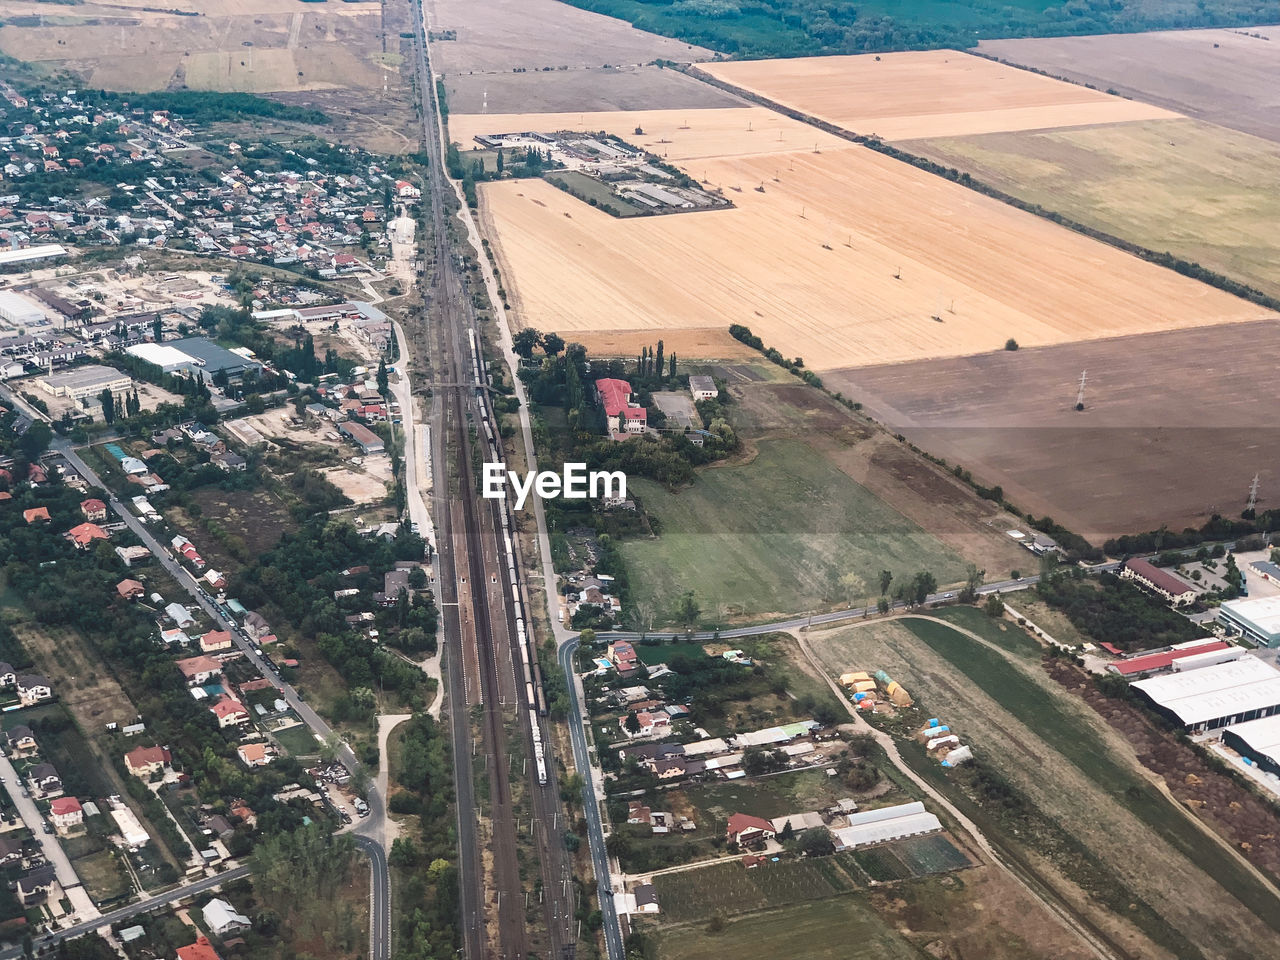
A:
98,389,115,424
983,593,1005,618
839,571,865,608
1004,338,1019,351
496,148,504,174
878,569,893,595
911,571,937,606
19,420,52,461
152,315,163,342
408,566,427,590
513,327,542,359
669,352,677,378
377,358,389,396
654,339,664,379
675,591,700,628
798,827,833,858
876,596,891,615
959,563,984,603
623,712,640,734
541,332,565,356
778,820,795,841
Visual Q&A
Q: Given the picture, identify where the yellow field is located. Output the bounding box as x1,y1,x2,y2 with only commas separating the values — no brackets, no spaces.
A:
471,109,1266,370
449,107,846,161
702,51,1177,140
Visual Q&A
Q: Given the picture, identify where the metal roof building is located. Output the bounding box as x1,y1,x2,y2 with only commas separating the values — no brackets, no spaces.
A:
1219,595,1280,648
36,363,131,400
831,801,941,850
1222,714,1280,777
1132,655,1280,732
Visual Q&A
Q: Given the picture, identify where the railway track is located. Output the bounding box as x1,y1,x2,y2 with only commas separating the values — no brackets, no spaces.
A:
408,3,577,958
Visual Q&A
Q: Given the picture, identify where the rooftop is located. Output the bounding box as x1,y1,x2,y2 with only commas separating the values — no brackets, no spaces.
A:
39,363,128,390
1220,595,1280,635
1133,655,1280,726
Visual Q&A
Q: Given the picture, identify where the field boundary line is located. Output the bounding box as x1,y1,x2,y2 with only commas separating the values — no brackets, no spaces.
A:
679,64,1280,314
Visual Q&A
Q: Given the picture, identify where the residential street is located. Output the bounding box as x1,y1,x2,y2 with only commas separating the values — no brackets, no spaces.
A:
0,752,98,923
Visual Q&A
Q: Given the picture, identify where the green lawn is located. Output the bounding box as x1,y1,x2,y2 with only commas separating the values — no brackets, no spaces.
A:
654,893,921,960
73,848,131,904
272,723,321,758
621,438,966,624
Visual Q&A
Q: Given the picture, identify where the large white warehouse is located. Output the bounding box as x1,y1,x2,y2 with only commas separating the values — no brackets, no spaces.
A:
1132,655,1280,733
0,290,47,327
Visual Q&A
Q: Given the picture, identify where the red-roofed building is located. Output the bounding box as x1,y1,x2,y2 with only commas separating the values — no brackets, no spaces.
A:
80,498,107,521
116,579,145,600
210,696,249,728
49,797,82,833
608,640,637,672
594,379,646,437
1120,558,1197,607
177,936,221,960
1106,639,1231,678
124,745,171,778
726,813,776,848
200,630,233,653
23,507,50,524
67,522,109,549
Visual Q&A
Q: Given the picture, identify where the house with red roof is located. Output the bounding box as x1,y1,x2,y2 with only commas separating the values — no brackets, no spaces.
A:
80,498,107,521
594,379,646,438
725,813,776,848
124,745,171,778
23,507,50,524
49,797,83,834
176,936,221,960
116,578,145,600
200,630,233,653
1120,558,1197,607
67,522,109,549
210,696,250,728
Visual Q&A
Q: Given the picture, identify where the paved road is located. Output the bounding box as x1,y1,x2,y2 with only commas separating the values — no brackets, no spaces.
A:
0,753,97,923
0,865,251,960
355,836,391,960
558,637,625,960
47,439,394,958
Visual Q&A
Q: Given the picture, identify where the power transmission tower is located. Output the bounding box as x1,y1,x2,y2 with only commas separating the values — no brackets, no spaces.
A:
1248,473,1260,513
1075,370,1087,411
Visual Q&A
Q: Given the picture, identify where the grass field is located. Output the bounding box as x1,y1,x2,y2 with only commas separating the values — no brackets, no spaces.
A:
702,51,1175,140
619,438,968,623
851,833,971,881
654,857,863,923
272,723,321,758
907,116,1280,299
73,849,131,904
654,895,921,960
471,107,1265,371
805,615,1280,957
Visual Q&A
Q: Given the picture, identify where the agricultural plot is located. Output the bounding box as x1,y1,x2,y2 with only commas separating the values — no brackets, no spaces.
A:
827,318,1280,541
654,895,922,960
654,857,861,923
702,50,1175,140
805,616,1280,958
444,64,740,115
979,27,1280,144
472,108,1265,372
906,117,1280,300
851,833,971,881
619,438,968,623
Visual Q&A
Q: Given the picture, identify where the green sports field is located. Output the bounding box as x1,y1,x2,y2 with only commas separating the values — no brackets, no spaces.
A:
620,438,966,624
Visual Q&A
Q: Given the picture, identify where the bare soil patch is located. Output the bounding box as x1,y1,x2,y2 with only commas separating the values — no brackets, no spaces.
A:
826,318,1280,542
703,50,1175,141
979,26,1280,144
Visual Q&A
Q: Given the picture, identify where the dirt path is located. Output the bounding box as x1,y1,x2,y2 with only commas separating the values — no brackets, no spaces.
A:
788,625,1116,960
376,713,412,846
901,613,1280,907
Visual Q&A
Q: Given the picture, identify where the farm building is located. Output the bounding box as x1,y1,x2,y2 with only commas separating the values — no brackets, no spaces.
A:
831,801,941,850
1222,714,1280,777
1219,595,1280,647
338,421,385,455
1106,638,1235,678
36,364,131,400
1131,655,1280,732
1120,557,1198,606
688,375,718,401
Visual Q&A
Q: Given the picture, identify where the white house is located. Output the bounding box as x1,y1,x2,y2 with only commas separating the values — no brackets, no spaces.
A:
202,897,252,937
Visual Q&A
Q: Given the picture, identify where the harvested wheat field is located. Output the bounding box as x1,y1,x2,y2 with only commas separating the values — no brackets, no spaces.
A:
701,50,1176,140
450,108,845,162
474,116,1265,370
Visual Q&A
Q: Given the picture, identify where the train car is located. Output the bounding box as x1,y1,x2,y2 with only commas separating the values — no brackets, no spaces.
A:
526,680,536,706
503,531,513,559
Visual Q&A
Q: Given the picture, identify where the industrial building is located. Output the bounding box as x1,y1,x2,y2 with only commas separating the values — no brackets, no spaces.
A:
1131,655,1280,732
0,244,66,266
1106,638,1236,678
831,801,941,850
1222,714,1280,777
0,291,47,327
1219,595,1280,647
36,364,132,401
127,337,261,380
338,421,385,455
1120,557,1198,606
